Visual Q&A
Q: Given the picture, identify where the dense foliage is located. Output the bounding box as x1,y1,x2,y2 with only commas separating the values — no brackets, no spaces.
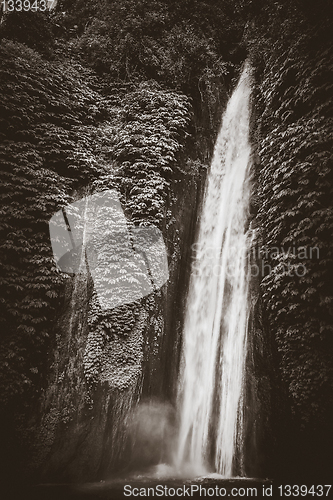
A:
0,24,197,478
0,0,332,483
83,84,192,388
249,0,333,476
0,0,241,415
0,31,195,395
57,0,241,84
53,0,247,142
0,39,118,409
0,10,54,55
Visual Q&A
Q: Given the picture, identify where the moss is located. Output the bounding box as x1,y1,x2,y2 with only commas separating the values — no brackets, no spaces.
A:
249,3,333,477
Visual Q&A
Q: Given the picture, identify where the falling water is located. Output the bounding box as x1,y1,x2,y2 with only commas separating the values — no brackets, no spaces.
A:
176,63,253,477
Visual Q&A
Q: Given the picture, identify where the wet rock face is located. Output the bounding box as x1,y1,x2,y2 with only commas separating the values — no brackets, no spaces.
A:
243,272,280,480
26,64,229,482
34,168,204,482
248,8,333,479
36,272,147,481
0,28,237,484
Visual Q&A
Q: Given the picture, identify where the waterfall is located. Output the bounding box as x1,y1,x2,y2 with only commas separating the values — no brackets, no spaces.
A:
176,63,252,477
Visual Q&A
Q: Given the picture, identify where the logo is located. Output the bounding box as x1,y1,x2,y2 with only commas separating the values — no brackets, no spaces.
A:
49,190,169,310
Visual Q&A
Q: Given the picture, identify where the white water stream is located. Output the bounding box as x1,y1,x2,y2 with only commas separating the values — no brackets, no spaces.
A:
176,63,253,477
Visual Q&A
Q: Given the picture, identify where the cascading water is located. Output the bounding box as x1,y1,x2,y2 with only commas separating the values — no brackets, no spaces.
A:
176,63,253,477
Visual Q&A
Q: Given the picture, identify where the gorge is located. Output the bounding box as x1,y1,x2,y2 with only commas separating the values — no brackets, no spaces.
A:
0,0,332,496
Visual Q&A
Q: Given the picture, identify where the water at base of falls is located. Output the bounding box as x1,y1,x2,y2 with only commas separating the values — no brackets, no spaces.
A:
175,62,253,477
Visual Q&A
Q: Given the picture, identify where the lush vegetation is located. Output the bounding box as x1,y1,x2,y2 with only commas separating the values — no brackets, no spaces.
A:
0,0,332,483
0,0,243,412
83,84,192,388
249,0,333,477
0,1,226,480
0,39,109,408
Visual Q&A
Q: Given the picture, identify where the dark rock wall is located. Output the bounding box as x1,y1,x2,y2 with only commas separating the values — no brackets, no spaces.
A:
34,173,205,482
32,89,220,482
247,3,333,480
